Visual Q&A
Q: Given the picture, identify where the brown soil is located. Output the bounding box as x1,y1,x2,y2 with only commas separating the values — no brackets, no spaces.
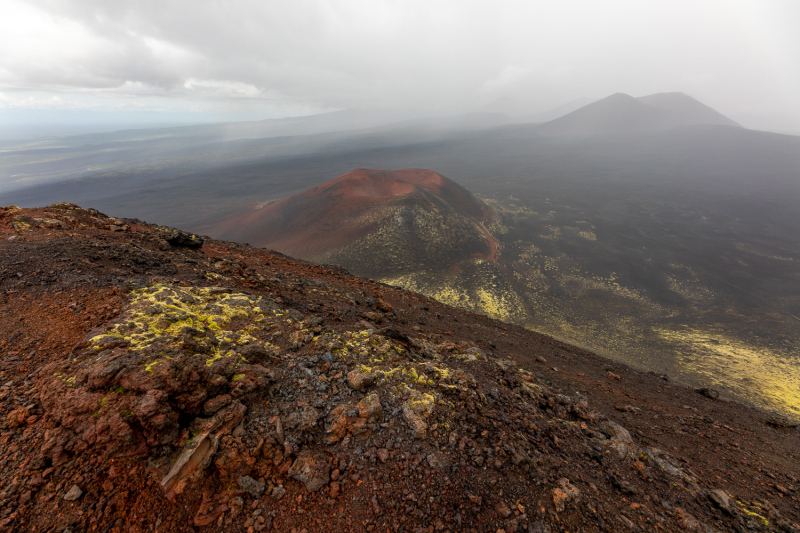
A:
0,203,798,533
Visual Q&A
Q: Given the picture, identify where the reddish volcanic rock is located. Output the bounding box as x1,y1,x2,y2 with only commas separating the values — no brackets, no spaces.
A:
205,168,496,277
322,168,493,222
1,203,799,533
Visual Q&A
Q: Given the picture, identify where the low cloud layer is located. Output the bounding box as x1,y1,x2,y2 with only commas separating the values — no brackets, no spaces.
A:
1,0,799,131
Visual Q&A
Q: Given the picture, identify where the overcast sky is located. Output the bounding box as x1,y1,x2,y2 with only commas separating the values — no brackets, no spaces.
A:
1,0,799,132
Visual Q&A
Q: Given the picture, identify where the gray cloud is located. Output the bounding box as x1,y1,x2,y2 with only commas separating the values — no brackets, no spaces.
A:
1,0,799,131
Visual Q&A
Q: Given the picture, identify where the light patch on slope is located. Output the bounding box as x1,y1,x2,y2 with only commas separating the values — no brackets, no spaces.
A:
656,328,800,420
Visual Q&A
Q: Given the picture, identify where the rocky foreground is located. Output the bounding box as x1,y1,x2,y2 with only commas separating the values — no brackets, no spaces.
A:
0,203,798,533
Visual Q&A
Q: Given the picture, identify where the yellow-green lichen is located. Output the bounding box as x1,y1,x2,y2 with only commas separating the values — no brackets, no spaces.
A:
91,284,269,350
404,391,436,416
450,347,484,362
204,348,237,367
736,502,769,526
315,330,403,363
357,362,441,388
12,220,32,233
84,283,296,376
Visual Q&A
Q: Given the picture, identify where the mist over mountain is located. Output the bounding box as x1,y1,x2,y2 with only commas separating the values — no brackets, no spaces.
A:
637,92,741,127
537,92,741,135
517,98,593,125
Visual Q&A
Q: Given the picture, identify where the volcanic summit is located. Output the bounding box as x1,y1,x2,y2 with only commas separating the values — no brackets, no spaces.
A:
208,169,497,277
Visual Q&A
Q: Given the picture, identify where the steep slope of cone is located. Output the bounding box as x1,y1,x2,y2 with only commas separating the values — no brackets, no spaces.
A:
636,92,741,128
207,168,496,278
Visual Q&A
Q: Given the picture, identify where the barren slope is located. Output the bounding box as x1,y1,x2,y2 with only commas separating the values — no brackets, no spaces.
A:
0,204,798,533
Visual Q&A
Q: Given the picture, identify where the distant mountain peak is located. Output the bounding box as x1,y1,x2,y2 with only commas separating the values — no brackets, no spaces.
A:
606,92,638,100
537,91,740,135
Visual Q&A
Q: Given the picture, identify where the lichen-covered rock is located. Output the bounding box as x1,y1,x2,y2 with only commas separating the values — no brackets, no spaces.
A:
600,421,636,458
347,368,375,391
646,447,685,477
36,284,287,465
402,390,435,439
708,489,732,514
157,227,204,248
357,393,382,421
